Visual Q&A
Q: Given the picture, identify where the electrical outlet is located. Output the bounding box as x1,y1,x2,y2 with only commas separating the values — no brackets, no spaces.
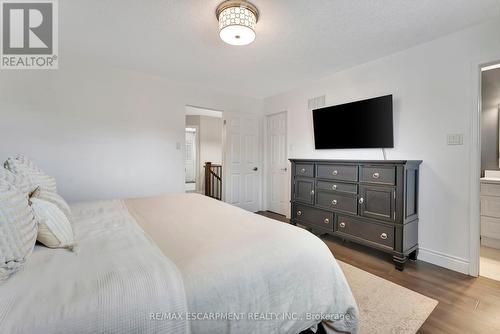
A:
447,134,463,146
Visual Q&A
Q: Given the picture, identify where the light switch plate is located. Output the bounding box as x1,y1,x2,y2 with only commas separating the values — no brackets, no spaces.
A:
447,134,463,145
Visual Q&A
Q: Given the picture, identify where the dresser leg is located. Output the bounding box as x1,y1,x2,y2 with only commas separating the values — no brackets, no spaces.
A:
409,249,419,261
393,254,408,271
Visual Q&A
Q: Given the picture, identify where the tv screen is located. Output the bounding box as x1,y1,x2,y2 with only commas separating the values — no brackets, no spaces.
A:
312,95,394,149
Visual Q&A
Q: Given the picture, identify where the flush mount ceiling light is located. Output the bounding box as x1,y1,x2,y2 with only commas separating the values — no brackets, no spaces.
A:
216,0,259,46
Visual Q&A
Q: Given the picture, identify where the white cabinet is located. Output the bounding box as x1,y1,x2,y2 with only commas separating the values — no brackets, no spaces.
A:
481,172,500,249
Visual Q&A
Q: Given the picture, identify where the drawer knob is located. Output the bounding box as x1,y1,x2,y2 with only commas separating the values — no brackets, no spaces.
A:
297,210,302,216
359,197,364,204
311,190,315,195
332,184,337,190
372,172,380,179
331,199,338,206
332,170,338,176
324,218,330,224
339,222,346,228
300,168,306,173
380,233,388,240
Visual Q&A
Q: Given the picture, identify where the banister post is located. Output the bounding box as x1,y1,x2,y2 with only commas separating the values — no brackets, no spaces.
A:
204,162,212,196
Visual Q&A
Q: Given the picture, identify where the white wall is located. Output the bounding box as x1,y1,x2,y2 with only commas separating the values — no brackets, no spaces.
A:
263,19,500,274
0,60,261,203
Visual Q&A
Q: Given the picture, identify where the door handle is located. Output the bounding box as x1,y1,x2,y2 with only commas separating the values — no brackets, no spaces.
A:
253,167,258,171
280,167,288,172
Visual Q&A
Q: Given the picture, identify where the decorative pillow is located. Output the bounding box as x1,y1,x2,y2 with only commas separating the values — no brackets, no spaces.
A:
4,155,71,218
4,155,57,193
0,167,32,198
0,180,38,281
8,154,41,172
30,198,75,249
34,189,72,218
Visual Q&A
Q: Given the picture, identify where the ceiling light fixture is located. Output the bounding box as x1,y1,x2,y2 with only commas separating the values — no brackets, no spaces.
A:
216,0,259,46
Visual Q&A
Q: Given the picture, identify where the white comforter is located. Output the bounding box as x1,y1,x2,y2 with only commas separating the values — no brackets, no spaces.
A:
1,194,358,334
0,200,189,334
126,194,359,334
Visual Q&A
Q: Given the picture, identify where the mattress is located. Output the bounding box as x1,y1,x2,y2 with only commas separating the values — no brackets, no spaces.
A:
126,193,359,334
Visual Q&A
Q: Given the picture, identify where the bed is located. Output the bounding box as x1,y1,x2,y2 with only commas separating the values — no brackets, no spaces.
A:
0,193,359,334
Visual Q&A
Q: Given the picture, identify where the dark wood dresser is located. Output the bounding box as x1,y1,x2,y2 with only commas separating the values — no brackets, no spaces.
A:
290,159,422,270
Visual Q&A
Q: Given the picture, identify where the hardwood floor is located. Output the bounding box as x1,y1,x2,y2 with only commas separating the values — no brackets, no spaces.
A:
257,211,500,334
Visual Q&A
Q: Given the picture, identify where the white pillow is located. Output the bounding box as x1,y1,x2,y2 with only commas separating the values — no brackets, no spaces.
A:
34,189,72,219
4,155,57,193
0,180,38,281
0,167,32,198
30,198,75,249
4,155,71,218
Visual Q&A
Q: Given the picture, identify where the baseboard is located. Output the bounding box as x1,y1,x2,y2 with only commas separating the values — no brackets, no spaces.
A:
481,237,500,249
418,248,469,275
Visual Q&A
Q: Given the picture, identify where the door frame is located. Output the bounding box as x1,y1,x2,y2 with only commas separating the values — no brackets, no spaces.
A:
470,56,500,277
264,110,288,216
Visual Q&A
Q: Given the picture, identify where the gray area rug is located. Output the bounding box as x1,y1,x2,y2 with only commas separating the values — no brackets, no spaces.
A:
338,261,438,334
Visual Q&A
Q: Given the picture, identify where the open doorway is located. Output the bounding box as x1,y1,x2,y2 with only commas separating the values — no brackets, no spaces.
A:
479,63,500,281
185,106,223,196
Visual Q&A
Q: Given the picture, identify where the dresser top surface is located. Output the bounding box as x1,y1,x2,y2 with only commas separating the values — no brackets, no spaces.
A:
289,159,422,165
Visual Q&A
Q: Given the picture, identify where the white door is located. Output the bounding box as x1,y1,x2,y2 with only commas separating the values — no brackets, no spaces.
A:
266,112,288,215
185,128,197,183
224,112,261,212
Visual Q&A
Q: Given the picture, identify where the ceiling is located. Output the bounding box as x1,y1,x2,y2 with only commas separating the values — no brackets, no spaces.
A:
61,0,500,98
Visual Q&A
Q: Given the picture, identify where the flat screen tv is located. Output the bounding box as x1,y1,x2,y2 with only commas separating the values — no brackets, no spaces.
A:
312,95,394,149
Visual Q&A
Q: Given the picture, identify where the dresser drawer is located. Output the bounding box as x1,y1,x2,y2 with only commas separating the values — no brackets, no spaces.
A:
316,191,357,215
292,204,334,230
360,165,396,185
336,215,394,249
317,164,358,182
295,163,314,178
316,180,358,194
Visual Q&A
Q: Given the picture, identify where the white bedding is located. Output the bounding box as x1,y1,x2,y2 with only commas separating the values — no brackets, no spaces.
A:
126,194,359,334
0,194,358,334
0,200,189,334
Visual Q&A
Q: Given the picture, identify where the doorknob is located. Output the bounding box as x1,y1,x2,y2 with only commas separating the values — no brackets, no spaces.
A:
253,167,258,171
280,167,288,172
